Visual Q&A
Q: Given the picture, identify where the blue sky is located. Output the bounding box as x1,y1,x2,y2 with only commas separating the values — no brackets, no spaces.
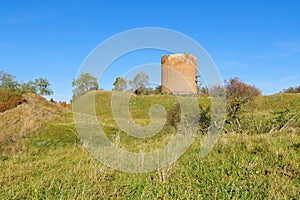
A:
1,0,300,101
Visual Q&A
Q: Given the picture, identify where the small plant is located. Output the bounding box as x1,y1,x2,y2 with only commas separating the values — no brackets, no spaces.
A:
167,103,181,129
198,106,211,133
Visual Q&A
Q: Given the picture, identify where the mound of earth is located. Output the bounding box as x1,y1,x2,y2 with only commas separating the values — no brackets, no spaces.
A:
0,93,69,156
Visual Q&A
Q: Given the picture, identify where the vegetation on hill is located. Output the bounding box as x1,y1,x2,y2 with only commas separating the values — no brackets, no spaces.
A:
0,70,53,113
0,71,53,96
113,72,162,95
0,90,25,113
283,85,300,93
72,73,99,98
225,77,261,133
0,70,299,199
0,90,299,199
0,93,68,156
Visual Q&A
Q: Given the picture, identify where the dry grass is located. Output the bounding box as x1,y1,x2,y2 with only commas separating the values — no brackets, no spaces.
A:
0,91,299,199
0,93,69,156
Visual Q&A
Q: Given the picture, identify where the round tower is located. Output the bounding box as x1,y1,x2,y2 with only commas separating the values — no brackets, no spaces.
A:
161,53,197,94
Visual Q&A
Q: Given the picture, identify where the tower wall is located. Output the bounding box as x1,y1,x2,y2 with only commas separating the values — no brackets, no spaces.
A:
161,53,197,94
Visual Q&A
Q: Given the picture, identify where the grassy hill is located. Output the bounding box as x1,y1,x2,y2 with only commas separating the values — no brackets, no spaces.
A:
0,91,299,199
0,93,68,156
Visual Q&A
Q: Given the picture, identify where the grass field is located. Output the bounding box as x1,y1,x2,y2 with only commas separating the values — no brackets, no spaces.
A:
0,91,299,199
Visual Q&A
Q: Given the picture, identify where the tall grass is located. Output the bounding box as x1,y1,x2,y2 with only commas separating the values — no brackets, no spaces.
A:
0,91,299,199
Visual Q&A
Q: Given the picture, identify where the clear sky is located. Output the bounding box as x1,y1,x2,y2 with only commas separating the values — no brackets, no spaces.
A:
1,0,300,101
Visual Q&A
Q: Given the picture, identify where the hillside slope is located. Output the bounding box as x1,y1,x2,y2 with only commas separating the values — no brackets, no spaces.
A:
0,93,68,155
0,91,299,199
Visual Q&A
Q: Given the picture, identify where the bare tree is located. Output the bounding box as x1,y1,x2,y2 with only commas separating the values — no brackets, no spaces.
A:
225,77,261,132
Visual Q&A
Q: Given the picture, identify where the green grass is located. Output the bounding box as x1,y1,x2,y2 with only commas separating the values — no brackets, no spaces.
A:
0,91,299,199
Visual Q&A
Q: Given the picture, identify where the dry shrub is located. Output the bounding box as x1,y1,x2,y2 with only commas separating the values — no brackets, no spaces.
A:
0,90,25,112
59,101,67,107
283,86,300,93
225,77,261,132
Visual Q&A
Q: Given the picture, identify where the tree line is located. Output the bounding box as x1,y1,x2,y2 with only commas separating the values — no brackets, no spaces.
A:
283,86,300,93
72,71,162,98
0,70,53,112
0,71,53,96
2,69,299,134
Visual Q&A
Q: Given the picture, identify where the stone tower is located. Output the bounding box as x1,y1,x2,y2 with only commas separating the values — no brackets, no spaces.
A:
161,53,197,94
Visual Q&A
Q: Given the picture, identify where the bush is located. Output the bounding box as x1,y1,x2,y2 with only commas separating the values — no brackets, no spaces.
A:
134,87,154,95
225,77,261,133
166,103,211,133
283,86,300,93
0,90,25,112
198,106,211,133
154,85,162,94
167,103,181,129
59,101,67,107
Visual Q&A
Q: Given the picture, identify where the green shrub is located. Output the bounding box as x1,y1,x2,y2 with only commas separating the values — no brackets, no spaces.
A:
198,106,211,133
166,103,211,133
167,103,181,129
